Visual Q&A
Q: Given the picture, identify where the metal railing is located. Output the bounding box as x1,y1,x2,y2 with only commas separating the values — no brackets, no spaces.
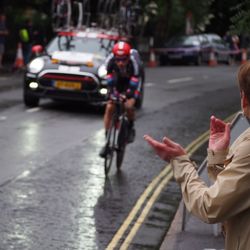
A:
181,112,250,235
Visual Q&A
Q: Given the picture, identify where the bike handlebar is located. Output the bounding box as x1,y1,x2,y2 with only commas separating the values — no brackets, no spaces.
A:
110,93,127,103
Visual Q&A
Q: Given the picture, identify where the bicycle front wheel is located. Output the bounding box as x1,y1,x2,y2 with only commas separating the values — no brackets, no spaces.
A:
104,120,117,176
116,117,128,170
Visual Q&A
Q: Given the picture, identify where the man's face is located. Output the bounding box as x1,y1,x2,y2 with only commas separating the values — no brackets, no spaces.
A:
115,56,129,69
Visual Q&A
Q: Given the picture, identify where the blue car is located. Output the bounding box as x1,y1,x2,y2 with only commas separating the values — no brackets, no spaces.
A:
158,33,232,66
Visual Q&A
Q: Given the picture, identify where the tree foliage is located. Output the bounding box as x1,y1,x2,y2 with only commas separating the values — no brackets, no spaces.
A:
230,0,250,35
1,0,249,52
149,0,213,45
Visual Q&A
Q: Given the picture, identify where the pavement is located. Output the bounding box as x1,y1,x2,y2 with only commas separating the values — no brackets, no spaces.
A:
0,65,24,91
159,201,225,250
159,160,225,250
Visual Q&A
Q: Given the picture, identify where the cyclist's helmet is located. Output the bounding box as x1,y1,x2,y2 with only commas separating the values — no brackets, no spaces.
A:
112,41,131,57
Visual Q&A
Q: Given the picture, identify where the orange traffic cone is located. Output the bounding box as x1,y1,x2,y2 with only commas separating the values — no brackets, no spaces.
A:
208,49,217,66
147,49,157,67
241,48,247,64
13,43,24,70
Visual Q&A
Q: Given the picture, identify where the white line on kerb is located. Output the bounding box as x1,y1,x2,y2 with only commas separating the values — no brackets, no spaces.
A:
168,77,193,84
26,107,41,113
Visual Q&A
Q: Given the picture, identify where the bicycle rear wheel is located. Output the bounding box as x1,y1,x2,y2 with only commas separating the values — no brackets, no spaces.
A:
104,120,117,176
51,0,71,31
116,117,128,170
82,0,91,26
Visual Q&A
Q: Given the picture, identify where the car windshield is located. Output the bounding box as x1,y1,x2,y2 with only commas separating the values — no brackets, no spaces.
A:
167,36,200,47
46,36,115,57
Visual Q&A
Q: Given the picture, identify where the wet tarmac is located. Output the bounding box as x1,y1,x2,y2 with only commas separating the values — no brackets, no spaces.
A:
0,67,240,249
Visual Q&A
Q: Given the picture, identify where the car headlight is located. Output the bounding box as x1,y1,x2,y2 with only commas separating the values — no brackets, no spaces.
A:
98,64,107,78
28,58,45,73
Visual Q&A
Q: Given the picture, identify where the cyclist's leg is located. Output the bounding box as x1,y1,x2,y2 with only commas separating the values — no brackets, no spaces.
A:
100,100,115,157
125,97,135,121
125,98,136,142
104,100,115,135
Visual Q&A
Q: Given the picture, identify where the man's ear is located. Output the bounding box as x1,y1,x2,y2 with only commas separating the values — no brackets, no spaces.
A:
242,91,249,109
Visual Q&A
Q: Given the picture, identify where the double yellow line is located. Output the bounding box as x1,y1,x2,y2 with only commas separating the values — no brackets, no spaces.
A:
107,113,237,250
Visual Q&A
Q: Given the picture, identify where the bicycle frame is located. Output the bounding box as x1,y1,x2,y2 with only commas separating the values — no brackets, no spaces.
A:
104,96,128,176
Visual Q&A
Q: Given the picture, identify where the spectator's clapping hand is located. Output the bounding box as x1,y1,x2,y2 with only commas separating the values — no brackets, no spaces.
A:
209,116,230,151
144,135,186,162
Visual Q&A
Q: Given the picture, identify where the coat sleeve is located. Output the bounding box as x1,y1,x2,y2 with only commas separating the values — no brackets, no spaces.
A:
171,137,250,224
207,149,228,182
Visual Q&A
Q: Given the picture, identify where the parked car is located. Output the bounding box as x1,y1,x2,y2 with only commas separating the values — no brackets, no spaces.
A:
158,33,232,66
23,28,145,109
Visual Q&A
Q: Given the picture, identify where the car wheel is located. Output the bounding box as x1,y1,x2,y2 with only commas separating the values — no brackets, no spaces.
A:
23,92,39,107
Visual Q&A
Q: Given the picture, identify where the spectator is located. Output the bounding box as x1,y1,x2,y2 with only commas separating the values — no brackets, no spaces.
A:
223,31,231,47
223,32,239,50
144,61,250,250
0,13,8,68
223,32,240,62
239,34,250,49
19,19,36,65
231,34,240,51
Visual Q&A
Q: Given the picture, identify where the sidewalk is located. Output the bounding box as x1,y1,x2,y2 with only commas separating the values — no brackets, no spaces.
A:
160,201,224,250
0,65,23,91
160,161,225,250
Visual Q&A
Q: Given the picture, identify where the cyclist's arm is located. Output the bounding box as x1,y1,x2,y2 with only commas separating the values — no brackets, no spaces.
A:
127,76,140,99
105,54,118,97
130,50,140,76
127,52,140,99
104,53,114,70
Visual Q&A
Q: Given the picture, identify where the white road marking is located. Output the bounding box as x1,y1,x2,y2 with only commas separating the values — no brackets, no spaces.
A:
167,77,193,84
145,82,156,87
26,107,41,113
203,248,224,250
0,116,6,121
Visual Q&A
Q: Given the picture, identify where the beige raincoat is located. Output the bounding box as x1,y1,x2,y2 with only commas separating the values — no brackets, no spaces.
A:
171,128,250,250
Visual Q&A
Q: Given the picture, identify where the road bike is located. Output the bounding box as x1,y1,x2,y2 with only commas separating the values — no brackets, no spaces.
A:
51,0,91,31
51,0,72,31
103,94,129,176
72,0,91,28
97,0,120,30
117,0,142,37
96,0,142,37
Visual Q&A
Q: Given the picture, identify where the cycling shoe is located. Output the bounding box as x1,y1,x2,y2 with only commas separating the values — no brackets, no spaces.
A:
99,145,107,158
99,145,111,158
127,128,136,143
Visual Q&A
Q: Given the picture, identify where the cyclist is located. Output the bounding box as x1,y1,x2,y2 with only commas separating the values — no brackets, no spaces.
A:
99,41,141,158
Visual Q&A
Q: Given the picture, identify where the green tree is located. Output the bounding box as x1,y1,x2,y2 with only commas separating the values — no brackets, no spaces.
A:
148,0,213,45
230,0,250,35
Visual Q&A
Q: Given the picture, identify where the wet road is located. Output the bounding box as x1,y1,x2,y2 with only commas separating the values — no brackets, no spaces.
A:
0,66,240,249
